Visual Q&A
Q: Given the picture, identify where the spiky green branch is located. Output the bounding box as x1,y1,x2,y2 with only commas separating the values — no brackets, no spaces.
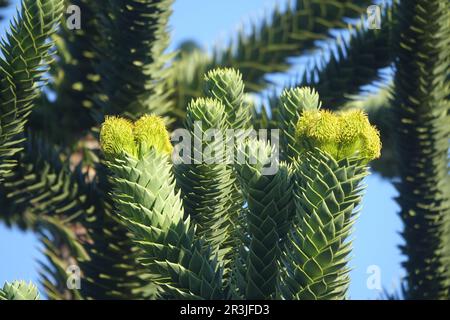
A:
166,0,373,125
392,0,450,300
174,98,236,272
281,106,380,299
0,136,92,230
174,69,250,279
235,140,293,299
31,0,101,144
282,151,367,299
94,0,174,120
298,4,394,108
0,281,40,300
0,0,64,179
100,116,224,299
215,0,373,92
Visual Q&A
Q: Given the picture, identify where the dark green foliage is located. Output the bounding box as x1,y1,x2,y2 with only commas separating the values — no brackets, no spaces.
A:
0,0,64,178
215,0,373,92
0,135,91,229
107,150,224,299
392,0,450,299
94,0,174,121
167,0,373,125
300,4,394,108
32,0,101,144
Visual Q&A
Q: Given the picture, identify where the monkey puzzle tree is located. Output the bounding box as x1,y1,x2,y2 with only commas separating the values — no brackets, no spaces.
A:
0,0,448,300
95,82,381,299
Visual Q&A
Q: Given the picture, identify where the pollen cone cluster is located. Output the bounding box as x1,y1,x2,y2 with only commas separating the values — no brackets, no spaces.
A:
296,109,381,163
100,115,173,159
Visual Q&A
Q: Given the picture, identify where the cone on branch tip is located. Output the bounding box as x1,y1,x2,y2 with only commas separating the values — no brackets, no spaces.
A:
100,115,173,159
295,108,381,163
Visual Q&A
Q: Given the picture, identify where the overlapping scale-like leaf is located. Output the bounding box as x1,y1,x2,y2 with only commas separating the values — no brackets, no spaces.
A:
0,281,40,300
281,150,368,299
107,150,224,299
174,98,237,277
278,87,322,162
235,139,294,299
204,68,252,130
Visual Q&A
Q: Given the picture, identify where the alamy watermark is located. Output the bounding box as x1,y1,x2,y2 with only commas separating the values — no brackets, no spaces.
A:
171,124,280,176
366,265,382,291
66,265,81,290
66,5,81,30
367,5,382,30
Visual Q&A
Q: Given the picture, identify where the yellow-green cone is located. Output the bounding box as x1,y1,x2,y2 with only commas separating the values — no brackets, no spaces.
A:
100,116,136,158
296,109,381,162
100,115,173,159
295,110,340,158
134,115,173,157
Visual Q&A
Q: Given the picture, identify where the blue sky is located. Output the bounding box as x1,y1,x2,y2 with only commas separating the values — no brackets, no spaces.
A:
0,0,404,299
